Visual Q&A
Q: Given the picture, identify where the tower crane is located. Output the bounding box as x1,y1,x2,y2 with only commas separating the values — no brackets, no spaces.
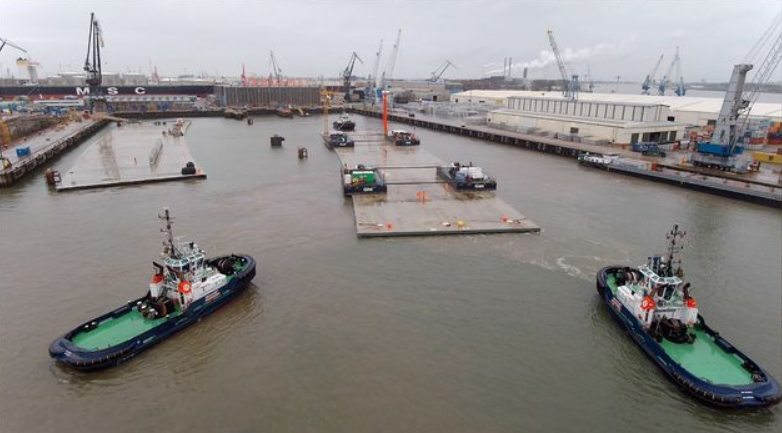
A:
430,60,457,82
380,29,402,90
342,51,363,101
269,51,283,86
547,30,578,100
641,54,664,95
693,18,781,172
83,12,104,113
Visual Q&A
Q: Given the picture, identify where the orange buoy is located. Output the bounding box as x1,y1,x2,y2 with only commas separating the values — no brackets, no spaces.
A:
178,280,192,294
641,296,655,311
686,297,697,308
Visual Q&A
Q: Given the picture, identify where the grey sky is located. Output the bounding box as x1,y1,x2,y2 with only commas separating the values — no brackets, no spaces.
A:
1,0,780,82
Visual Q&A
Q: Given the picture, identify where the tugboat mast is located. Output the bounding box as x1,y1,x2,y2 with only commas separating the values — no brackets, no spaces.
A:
159,208,179,258
665,224,686,277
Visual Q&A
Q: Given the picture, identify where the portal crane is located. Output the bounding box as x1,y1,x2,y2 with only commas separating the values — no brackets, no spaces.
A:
380,29,402,90
547,30,577,100
83,12,104,113
641,54,664,95
693,17,781,172
342,51,363,101
658,47,682,96
269,51,283,85
430,60,457,82
366,39,383,103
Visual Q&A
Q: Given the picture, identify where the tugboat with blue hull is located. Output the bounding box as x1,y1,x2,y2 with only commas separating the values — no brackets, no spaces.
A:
596,225,781,408
49,208,256,371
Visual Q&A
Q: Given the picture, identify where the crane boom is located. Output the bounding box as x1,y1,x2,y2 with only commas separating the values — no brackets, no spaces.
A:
0,37,26,54
738,27,782,138
269,51,283,85
658,47,680,95
547,29,577,99
430,60,456,82
380,29,402,89
369,39,383,89
342,51,363,100
641,54,664,94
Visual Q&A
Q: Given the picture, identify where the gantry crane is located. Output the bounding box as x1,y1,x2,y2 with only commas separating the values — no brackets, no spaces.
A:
547,29,578,100
83,12,104,113
430,60,457,82
641,54,664,95
342,51,363,101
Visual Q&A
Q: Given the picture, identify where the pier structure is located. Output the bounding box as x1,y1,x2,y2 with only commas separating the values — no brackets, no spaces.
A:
350,107,782,208
0,118,107,188
56,121,205,191
330,130,541,237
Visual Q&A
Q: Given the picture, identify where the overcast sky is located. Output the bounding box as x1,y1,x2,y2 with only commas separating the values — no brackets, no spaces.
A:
1,0,780,82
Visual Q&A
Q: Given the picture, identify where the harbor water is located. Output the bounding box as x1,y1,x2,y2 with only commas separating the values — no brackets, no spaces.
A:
0,115,780,432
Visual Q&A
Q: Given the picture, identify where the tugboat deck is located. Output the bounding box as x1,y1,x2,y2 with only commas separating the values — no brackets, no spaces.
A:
71,308,182,351
605,275,753,386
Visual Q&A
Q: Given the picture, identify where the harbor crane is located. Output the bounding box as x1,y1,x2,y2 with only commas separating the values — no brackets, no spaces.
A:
269,51,283,85
641,54,664,95
658,47,684,96
547,29,578,100
366,39,383,103
430,60,457,82
693,17,781,172
380,29,402,90
83,12,104,113
342,51,363,101
0,37,26,54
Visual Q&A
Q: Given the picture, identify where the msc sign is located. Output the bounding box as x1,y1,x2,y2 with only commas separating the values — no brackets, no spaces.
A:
75,86,147,96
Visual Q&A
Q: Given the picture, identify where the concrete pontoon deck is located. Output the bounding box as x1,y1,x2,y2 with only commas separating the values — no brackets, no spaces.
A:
332,130,541,237
57,122,205,191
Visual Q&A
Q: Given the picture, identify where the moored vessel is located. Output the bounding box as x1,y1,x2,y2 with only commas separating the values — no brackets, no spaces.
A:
596,225,781,408
49,208,256,371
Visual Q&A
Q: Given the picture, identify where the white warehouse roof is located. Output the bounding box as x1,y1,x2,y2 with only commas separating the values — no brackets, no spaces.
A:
451,90,781,119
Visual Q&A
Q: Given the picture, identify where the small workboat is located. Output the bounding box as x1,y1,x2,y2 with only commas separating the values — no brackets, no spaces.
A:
596,225,781,408
49,208,256,371
332,114,356,131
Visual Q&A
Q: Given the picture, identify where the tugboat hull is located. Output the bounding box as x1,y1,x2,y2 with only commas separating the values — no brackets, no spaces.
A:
596,266,781,408
49,255,256,371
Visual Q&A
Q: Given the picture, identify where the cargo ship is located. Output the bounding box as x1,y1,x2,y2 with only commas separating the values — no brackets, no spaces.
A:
0,85,215,100
596,225,781,408
49,208,256,371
